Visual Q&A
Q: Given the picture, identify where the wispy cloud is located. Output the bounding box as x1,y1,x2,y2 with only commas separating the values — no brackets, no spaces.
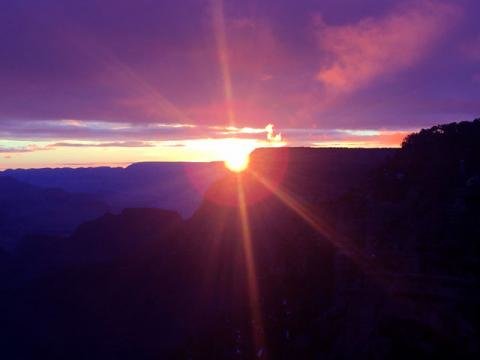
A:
0,144,51,153
0,120,287,152
50,141,154,148
315,0,461,92
0,120,202,141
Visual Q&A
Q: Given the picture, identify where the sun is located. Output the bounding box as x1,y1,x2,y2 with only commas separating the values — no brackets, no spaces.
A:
224,149,250,172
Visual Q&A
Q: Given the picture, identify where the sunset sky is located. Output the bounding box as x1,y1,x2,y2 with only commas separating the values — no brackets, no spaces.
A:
1,0,479,168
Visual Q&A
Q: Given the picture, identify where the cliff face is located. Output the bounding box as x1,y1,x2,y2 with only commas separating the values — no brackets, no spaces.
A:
248,147,396,201
186,172,336,358
302,122,480,357
184,141,479,358
327,121,480,358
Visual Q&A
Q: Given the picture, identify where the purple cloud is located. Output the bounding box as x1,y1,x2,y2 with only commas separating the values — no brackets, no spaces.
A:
50,141,154,148
0,0,478,146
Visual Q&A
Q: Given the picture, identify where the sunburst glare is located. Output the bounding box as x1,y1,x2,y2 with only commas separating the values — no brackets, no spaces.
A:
224,150,250,172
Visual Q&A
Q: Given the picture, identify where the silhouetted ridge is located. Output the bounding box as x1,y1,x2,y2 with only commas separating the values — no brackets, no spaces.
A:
250,146,396,164
0,176,109,250
250,146,397,204
2,162,226,218
68,208,183,263
383,118,480,190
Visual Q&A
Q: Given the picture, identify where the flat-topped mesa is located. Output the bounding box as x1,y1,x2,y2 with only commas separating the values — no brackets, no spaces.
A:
246,147,397,201
249,147,397,167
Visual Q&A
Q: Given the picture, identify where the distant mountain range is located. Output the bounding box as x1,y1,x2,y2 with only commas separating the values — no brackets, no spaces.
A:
2,161,226,216
0,162,226,248
0,176,109,250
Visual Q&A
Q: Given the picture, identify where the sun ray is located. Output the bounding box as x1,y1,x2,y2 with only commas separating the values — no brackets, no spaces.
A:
236,174,266,353
251,170,377,275
211,0,236,126
62,23,192,125
100,52,192,124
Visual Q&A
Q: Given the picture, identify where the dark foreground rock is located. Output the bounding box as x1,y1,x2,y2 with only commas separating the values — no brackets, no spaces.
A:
1,120,479,359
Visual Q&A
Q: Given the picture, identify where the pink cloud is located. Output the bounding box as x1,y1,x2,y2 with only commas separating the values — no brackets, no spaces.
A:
316,0,461,92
